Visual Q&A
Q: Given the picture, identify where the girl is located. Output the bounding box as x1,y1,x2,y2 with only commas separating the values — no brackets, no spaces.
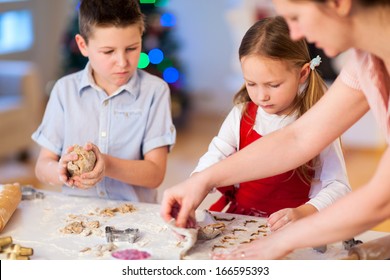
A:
191,16,350,231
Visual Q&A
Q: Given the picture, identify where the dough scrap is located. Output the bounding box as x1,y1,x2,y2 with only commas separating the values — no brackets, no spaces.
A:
99,204,136,217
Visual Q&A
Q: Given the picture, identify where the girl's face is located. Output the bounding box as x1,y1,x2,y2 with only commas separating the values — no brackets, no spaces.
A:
272,0,353,57
240,55,308,116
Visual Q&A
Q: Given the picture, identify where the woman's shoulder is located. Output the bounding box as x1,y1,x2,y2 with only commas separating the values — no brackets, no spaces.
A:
340,49,385,90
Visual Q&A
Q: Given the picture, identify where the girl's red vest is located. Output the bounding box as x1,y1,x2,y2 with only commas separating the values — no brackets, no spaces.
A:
209,102,312,217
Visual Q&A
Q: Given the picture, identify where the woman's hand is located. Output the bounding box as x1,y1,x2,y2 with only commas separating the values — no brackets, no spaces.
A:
160,173,212,228
212,234,292,260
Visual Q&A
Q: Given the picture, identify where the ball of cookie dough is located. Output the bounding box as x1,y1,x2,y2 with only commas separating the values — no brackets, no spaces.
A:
67,145,96,177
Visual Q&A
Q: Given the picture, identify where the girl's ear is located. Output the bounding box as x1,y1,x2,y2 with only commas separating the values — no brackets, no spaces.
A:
326,0,352,17
299,63,311,84
75,34,89,57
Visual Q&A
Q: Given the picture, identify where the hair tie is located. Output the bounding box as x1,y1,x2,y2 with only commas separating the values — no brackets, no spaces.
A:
310,55,322,70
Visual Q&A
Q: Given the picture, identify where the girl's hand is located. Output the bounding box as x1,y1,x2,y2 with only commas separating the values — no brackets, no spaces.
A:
268,204,318,232
267,208,296,231
72,142,105,189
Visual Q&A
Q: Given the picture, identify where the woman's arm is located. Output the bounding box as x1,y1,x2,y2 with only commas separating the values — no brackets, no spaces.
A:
305,139,351,209
266,118,352,231
217,146,390,260
162,76,369,227
204,77,369,188
287,146,390,250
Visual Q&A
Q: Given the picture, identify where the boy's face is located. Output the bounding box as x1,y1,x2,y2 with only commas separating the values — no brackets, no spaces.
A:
76,25,142,95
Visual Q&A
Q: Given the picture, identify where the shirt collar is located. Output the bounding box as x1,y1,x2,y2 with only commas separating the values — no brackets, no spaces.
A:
78,62,141,99
78,62,93,94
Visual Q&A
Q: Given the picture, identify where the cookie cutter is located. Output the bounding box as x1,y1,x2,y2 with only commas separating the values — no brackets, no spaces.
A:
342,238,363,250
21,185,45,200
313,238,363,254
105,226,139,243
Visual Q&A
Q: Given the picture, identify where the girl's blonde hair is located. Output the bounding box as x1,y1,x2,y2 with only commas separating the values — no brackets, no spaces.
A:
234,16,328,182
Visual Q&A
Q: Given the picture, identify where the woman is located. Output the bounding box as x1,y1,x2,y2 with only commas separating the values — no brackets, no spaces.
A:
161,0,390,259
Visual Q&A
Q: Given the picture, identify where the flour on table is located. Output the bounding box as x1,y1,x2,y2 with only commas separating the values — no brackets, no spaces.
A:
80,243,118,257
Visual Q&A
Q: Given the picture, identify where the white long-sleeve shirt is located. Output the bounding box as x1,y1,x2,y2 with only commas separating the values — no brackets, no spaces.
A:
192,104,351,211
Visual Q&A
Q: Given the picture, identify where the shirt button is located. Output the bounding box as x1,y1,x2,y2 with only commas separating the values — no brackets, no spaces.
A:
99,191,105,197
103,100,109,106
101,131,107,137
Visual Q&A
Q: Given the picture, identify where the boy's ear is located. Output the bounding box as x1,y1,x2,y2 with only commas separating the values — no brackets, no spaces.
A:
299,63,311,84
75,34,89,57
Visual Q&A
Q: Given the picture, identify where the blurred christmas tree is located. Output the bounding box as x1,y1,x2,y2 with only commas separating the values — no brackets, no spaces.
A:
138,0,189,127
61,0,189,127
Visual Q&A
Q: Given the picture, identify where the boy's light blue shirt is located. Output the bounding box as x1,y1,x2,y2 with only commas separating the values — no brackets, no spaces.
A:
32,63,176,203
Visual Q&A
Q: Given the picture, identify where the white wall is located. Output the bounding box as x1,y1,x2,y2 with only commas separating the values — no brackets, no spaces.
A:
167,0,237,114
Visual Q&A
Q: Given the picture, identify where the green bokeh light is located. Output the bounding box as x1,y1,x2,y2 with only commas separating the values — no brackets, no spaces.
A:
139,0,156,4
138,52,150,69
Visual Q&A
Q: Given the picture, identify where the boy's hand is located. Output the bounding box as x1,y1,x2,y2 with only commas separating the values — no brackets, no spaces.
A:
72,142,105,189
58,145,78,187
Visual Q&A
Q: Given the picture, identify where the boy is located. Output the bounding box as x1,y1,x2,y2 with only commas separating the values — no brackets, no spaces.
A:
32,0,176,203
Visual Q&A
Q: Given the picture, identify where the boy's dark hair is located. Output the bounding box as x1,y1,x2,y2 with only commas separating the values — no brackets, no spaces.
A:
79,0,145,43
